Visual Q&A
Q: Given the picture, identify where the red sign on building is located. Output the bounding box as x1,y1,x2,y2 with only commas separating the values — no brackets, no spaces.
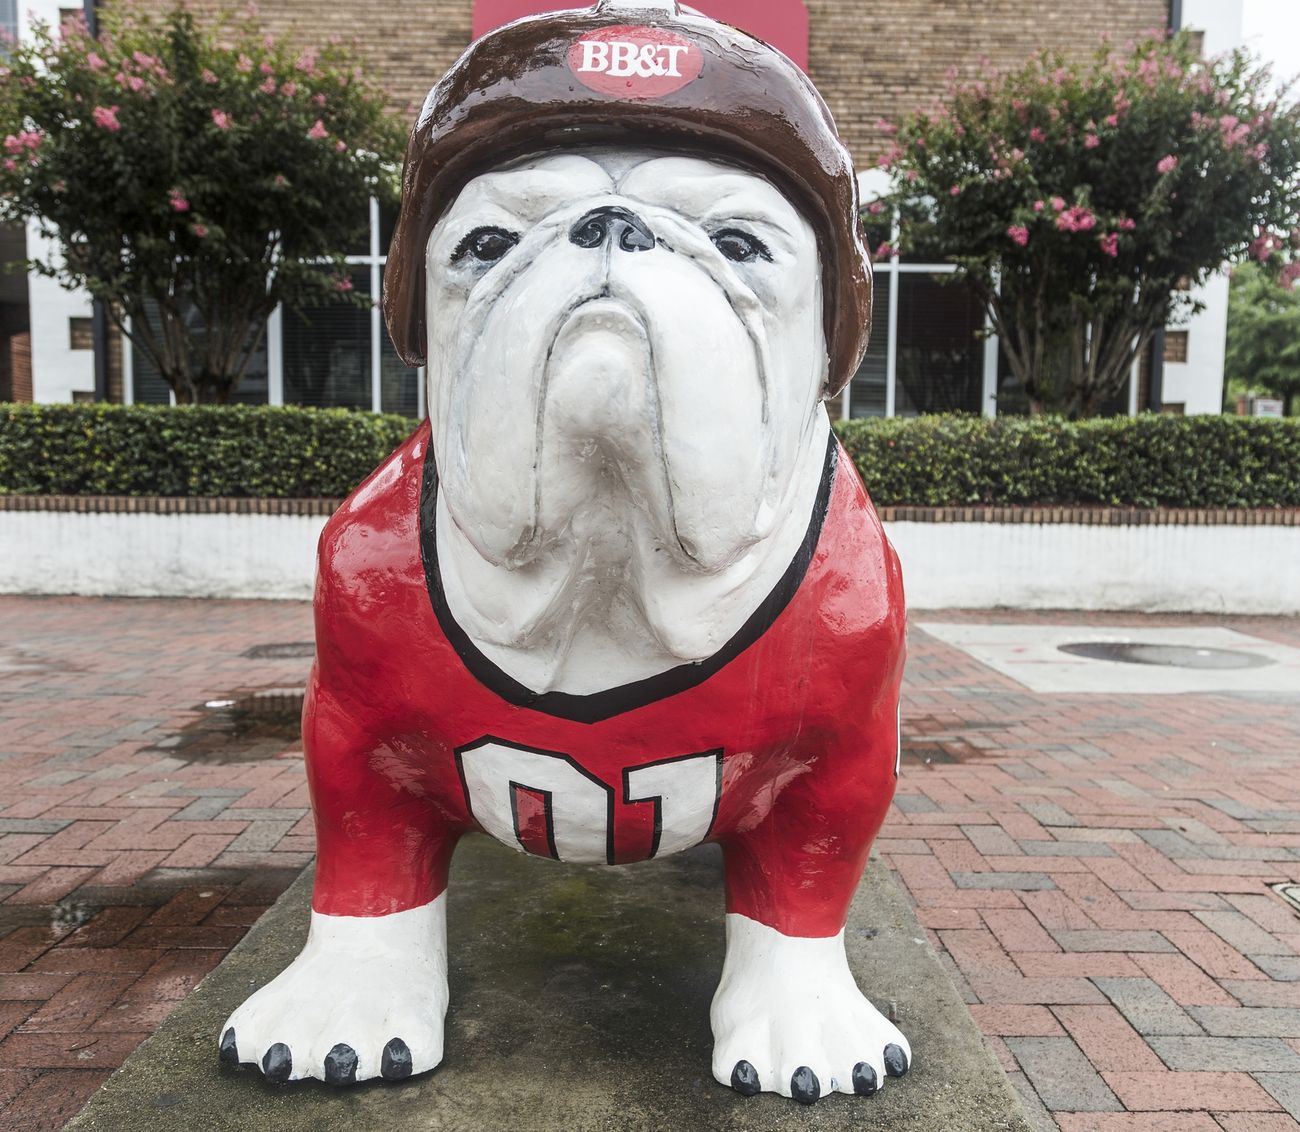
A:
470,1,810,71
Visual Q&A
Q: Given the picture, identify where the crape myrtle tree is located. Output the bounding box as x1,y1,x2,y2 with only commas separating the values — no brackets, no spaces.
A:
1225,261,1300,415
876,31,1300,417
0,6,406,403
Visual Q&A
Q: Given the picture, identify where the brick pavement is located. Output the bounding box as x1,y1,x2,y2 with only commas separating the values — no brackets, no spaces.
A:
0,597,314,1130
889,610,1300,1131
2,596,1299,1130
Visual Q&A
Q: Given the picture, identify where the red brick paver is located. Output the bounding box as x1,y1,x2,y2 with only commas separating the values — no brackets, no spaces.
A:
3,597,1300,1130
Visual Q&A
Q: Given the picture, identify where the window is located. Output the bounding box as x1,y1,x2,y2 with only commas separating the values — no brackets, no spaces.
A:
69,317,93,350
1163,330,1189,364
128,198,424,415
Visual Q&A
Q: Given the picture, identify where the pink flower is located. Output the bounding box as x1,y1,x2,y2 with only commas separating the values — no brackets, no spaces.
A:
259,77,276,94
2,158,15,172
295,49,318,74
1119,217,1137,231
1099,232,1119,257
235,55,252,73
92,105,121,131
1280,261,1300,290
1104,114,1119,127
1050,196,1066,212
874,241,894,259
1084,133,1101,149
190,223,209,238
1251,141,1269,162
272,173,288,188
1055,206,1097,233
307,119,328,140
259,61,274,76
1156,154,1178,174
201,68,218,84
168,188,190,213
280,80,297,97
311,92,327,107
335,139,347,152
120,74,146,93
1033,200,1045,212
211,109,233,129
1007,225,1030,247
866,201,885,216
86,51,106,70
334,276,354,292
1029,126,1046,143
4,129,43,154
1249,233,1281,262
949,185,961,196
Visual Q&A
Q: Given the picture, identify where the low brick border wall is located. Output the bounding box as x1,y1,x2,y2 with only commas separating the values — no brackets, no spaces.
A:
2,497,1298,611
877,506,1300,526
5,495,1299,526
0,494,342,516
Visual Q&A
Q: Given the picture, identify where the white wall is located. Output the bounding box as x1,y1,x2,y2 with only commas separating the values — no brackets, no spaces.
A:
2,511,1297,613
26,224,95,403
19,1,99,405
888,520,1299,614
1167,0,1244,415
0,512,322,600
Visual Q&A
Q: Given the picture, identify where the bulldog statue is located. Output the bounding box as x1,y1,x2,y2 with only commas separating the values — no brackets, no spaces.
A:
219,0,909,1105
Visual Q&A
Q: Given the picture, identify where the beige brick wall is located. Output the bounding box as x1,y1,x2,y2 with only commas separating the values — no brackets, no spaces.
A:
119,0,1168,170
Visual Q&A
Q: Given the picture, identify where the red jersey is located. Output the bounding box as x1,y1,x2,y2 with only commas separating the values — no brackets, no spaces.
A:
305,422,904,937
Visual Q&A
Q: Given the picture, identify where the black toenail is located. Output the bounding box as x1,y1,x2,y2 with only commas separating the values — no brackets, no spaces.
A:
381,1037,413,1080
884,1043,909,1077
730,1059,760,1096
790,1065,820,1104
261,1042,292,1084
324,1043,358,1086
852,1060,878,1095
219,1027,238,1068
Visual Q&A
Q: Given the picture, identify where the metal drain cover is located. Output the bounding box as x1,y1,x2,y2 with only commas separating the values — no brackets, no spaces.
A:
1271,883,1300,917
1058,641,1274,670
242,642,315,659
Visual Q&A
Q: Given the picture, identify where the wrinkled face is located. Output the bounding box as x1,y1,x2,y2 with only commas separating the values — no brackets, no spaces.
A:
424,148,825,574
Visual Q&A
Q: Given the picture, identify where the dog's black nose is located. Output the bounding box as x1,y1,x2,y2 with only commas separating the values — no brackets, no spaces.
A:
569,205,656,253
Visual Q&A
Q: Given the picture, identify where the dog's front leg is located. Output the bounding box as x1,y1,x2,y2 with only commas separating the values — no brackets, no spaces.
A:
218,679,460,1085
712,712,910,1103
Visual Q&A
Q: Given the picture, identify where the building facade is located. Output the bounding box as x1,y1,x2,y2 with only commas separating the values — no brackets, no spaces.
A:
9,0,1236,419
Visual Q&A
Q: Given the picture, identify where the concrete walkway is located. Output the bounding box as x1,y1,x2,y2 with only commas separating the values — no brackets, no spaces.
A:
1,596,1299,1130
65,844,1029,1131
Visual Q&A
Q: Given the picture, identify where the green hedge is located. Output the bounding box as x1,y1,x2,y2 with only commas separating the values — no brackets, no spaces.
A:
0,404,416,497
1,404,1298,506
837,414,1300,508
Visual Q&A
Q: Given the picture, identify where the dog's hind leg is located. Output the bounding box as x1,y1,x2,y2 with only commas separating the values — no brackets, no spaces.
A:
218,677,461,1085
710,702,910,1104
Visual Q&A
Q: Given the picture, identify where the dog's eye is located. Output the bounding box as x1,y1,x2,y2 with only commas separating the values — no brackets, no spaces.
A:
710,228,772,264
452,226,520,265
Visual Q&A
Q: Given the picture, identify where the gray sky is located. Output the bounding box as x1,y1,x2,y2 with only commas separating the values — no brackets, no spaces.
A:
1241,0,1300,92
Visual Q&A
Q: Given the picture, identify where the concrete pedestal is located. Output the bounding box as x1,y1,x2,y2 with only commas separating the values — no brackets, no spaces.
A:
68,837,1031,1131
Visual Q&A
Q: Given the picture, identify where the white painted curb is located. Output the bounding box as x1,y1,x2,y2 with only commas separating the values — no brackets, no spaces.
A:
1,510,1298,612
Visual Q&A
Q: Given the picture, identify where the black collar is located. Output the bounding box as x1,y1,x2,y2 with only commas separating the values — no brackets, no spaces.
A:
418,432,837,725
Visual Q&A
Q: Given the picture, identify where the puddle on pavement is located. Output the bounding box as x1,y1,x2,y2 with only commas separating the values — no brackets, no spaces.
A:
241,642,315,660
0,645,65,675
902,714,1007,766
150,687,305,764
0,900,99,935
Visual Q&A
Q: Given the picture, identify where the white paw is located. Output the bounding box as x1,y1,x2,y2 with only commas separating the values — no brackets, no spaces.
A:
710,914,912,1103
219,897,448,1085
